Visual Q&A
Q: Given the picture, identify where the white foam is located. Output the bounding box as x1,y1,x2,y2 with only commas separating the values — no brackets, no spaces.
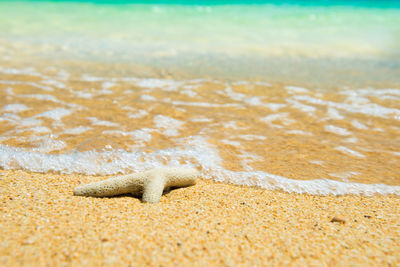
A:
285,86,309,94
244,97,263,106
263,103,286,112
129,110,148,119
0,67,40,76
223,86,264,106
35,108,72,121
21,94,60,103
181,89,198,98
191,117,213,123
260,113,295,128
239,151,263,171
286,130,312,136
2,104,29,113
135,79,181,91
325,125,352,136
223,121,239,130
56,70,70,80
345,137,359,143
27,126,51,134
64,126,92,135
170,100,239,108
82,74,103,82
28,136,66,153
238,135,267,141
294,94,400,120
309,160,324,165
1,80,54,91
221,139,241,147
75,91,93,99
140,94,156,101
88,117,119,127
0,137,398,196
102,81,115,90
153,115,184,136
20,118,42,127
286,99,316,114
326,107,344,120
335,146,366,158
41,79,66,89
231,80,250,86
128,128,153,146
329,171,360,181
351,120,368,130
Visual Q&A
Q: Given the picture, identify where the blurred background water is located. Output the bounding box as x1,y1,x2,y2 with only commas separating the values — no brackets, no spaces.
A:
0,0,399,86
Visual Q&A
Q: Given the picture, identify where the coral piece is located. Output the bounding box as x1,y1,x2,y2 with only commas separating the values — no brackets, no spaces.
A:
73,168,199,203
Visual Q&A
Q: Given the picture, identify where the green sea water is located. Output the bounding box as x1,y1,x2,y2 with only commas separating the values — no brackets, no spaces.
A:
0,0,400,85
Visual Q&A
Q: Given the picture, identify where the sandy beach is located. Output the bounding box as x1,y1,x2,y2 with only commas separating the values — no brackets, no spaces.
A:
1,2,400,265
0,169,399,266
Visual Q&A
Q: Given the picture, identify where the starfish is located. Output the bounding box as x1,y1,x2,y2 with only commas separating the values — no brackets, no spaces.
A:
73,168,199,203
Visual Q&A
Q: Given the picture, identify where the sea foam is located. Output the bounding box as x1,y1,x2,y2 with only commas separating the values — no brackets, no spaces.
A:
0,137,399,196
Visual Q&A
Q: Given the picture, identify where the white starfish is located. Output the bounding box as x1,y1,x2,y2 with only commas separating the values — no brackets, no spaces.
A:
73,168,199,203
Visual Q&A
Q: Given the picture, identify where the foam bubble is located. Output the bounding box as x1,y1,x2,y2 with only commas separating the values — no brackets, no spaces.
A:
153,115,184,137
286,130,312,136
75,91,93,99
221,139,241,147
335,146,366,158
286,99,316,114
351,120,368,130
326,107,344,120
64,126,92,135
135,78,181,91
223,121,240,130
285,86,310,94
260,113,295,128
238,135,267,141
170,100,240,108
88,117,119,127
325,125,352,136
41,79,66,89
128,128,153,147
191,117,213,123
128,109,148,119
263,103,286,112
35,108,72,121
295,94,400,120
2,104,29,113
140,94,156,101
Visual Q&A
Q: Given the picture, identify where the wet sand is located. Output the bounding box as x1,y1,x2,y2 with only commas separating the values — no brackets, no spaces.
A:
0,169,399,266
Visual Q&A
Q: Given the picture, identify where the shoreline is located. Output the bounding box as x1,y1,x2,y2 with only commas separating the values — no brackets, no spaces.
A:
0,169,399,266
1,39,400,90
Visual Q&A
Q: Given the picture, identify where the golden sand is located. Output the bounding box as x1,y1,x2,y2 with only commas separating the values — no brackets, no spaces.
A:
0,169,399,266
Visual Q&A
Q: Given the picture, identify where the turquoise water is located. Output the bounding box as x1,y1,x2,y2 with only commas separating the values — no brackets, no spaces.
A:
0,0,400,84
4,0,400,7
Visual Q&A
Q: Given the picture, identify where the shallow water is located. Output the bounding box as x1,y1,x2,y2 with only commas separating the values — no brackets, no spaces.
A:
0,1,399,195
1,63,399,195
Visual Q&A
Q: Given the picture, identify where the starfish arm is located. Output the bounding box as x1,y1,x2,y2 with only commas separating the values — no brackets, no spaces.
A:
164,167,199,188
142,174,166,203
73,174,142,197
